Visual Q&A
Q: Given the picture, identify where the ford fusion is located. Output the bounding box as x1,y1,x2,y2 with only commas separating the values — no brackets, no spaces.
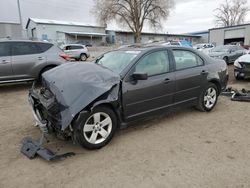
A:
29,46,228,149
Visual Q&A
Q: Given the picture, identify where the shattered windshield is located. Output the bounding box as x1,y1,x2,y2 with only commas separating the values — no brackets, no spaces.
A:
96,50,140,74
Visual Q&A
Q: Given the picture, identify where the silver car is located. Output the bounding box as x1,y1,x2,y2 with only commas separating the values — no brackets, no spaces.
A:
62,44,90,61
208,45,246,64
0,40,68,84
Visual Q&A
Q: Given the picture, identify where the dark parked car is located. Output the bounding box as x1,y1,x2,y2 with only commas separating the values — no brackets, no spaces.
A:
0,40,69,84
208,45,246,64
234,53,250,80
29,46,228,149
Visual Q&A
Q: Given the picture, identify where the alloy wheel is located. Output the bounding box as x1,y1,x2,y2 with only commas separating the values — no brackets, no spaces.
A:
204,87,217,109
83,112,112,144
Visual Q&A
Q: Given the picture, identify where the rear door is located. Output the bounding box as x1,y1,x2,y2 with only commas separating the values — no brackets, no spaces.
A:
10,42,45,79
122,50,175,120
0,42,12,81
172,49,208,105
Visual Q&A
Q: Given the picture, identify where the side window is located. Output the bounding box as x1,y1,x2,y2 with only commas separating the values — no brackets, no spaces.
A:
11,42,39,56
71,46,83,50
36,43,53,53
173,50,204,70
135,51,170,76
0,43,11,57
65,46,71,50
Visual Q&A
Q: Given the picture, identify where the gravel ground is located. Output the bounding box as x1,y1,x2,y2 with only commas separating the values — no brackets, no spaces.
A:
0,65,250,188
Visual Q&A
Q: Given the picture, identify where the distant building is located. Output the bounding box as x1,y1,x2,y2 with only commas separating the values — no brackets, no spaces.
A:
0,22,23,38
209,23,250,46
25,18,107,46
187,30,209,43
106,30,202,45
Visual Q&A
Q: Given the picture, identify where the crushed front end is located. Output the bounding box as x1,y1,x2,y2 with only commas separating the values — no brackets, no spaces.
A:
21,83,75,161
28,85,71,138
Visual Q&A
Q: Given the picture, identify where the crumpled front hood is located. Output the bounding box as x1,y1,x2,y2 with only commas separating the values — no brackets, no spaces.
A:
42,62,120,130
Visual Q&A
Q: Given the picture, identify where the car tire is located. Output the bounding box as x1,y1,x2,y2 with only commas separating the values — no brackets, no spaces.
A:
73,106,117,150
196,83,218,112
234,72,243,80
80,54,87,61
223,57,229,64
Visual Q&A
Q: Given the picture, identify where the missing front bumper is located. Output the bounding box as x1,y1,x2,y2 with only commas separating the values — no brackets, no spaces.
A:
20,85,75,161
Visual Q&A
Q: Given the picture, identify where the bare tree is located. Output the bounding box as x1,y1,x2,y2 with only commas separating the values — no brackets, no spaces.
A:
214,0,249,27
93,0,174,43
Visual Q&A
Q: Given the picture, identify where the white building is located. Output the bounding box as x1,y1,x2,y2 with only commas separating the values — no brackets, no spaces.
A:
25,18,107,46
209,23,250,46
0,21,23,38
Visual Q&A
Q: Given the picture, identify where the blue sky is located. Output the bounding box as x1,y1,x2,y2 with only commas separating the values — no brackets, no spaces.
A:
1,0,250,33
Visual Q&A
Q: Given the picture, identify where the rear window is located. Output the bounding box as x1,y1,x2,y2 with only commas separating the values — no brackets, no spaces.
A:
36,42,53,53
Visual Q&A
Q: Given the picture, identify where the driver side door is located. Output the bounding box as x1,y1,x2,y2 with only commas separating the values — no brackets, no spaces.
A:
122,50,175,121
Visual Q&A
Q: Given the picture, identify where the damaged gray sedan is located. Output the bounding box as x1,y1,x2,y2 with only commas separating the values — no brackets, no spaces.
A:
28,46,228,149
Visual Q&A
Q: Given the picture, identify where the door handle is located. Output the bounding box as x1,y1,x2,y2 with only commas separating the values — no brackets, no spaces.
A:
163,78,171,84
38,57,45,60
0,60,10,64
201,70,208,75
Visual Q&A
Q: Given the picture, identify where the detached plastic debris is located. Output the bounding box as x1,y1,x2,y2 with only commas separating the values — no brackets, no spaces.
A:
221,87,250,102
21,136,75,161
21,118,75,161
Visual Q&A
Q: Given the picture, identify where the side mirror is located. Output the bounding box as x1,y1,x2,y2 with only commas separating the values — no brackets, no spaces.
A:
132,72,148,80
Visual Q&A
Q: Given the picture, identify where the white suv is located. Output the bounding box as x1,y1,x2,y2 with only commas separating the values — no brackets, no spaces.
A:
62,44,90,61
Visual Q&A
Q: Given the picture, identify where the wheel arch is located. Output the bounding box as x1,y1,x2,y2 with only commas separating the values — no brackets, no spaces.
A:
208,79,221,93
91,101,123,128
39,65,58,79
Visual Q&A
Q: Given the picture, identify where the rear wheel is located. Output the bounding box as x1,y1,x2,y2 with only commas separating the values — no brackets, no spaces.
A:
196,83,218,112
80,54,87,61
73,106,117,149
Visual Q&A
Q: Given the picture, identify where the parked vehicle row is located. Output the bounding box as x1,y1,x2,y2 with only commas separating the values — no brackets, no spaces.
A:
195,43,250,80
208,45,246,64
29,46,228,149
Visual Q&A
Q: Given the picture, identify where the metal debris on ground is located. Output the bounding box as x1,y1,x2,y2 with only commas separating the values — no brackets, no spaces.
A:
221,87,250,102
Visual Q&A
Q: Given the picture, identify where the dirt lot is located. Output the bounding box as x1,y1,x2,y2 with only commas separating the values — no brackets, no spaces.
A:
0,65,250,188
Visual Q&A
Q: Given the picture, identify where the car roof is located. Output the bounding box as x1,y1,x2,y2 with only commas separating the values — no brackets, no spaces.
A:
64,44,84,46
117,45,194,52
0,39,53,44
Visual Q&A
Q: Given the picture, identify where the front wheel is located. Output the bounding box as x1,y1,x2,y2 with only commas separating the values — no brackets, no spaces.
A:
196,83,218,112
73,106,117,150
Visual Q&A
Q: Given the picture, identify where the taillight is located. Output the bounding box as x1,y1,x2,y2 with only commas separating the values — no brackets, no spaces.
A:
60,53,70,61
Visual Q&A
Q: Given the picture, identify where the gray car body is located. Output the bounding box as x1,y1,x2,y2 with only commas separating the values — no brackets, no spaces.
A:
31,46,228,133
0,40,66,84
208,45,246,64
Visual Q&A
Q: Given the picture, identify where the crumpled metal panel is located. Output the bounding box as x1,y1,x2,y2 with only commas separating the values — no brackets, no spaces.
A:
42,62,120,130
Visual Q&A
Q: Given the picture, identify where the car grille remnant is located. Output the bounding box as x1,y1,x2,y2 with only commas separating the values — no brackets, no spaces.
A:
20,82,75,161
